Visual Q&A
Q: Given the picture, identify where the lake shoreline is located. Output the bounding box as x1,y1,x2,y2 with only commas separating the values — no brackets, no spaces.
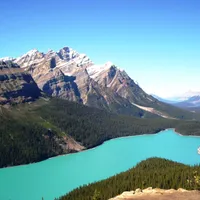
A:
0,129,166,169
1,129,200,200
1,128,200,169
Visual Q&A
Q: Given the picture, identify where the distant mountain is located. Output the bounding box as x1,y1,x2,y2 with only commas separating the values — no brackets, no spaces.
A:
166,91,200,111
151,94,178,104
182,91,200,99
168,91,200,102
0,47,198,120
174,95,200,109
0,60,41,105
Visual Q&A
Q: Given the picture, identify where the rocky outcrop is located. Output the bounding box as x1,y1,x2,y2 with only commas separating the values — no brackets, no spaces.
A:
109,187,200,200
0,60,41,105
54,134,85,153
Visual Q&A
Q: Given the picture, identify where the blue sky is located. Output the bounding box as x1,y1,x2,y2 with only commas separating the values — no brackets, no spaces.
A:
1,0,200,97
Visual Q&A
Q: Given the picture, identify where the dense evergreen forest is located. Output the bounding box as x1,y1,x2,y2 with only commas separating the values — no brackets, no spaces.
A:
58,157,200,200
37,99,200,147
36,99,178,148
0,107,64,167
1,98,200,167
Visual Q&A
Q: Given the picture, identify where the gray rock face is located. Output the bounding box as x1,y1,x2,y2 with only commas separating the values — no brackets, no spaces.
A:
42,69,82,102
0,60,41,105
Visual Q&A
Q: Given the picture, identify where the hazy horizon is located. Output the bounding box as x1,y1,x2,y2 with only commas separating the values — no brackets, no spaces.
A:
1,0,200,98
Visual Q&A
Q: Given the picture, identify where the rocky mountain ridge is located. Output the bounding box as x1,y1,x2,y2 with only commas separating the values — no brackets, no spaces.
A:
17,48,169,116
0,47,197,119
2,47,157,117
174,95,200,109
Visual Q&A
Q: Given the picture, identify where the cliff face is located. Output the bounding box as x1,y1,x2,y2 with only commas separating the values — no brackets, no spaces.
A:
0,60,41,105
40,69,82,102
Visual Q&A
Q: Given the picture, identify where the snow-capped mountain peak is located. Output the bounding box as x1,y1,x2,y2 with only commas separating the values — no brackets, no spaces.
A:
105,61,113,67
57,47,92,67
15,48,39,61
58,47,78,60
25,49,38,56
17,49,38,60
87,61,115,79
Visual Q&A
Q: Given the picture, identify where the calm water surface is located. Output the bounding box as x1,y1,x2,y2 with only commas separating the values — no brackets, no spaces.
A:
0,129,200,200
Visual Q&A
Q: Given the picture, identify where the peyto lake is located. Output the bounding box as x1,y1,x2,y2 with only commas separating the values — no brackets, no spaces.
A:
0,129,200,200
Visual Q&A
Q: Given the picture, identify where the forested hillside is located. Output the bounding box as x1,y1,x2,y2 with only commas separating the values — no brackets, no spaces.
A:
0,106,64,167
59,158,200,200
1,98,200,168
36,98,177,148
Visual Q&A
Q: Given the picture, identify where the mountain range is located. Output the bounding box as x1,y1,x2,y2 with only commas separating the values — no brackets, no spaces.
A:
151,94,178,104
174,91,200,102
0,46,197,120
152,93,200,111
157,91,200,103
173,96,200,110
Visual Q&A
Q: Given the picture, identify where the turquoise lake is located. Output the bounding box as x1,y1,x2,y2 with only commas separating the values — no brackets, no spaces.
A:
0,129,200,200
